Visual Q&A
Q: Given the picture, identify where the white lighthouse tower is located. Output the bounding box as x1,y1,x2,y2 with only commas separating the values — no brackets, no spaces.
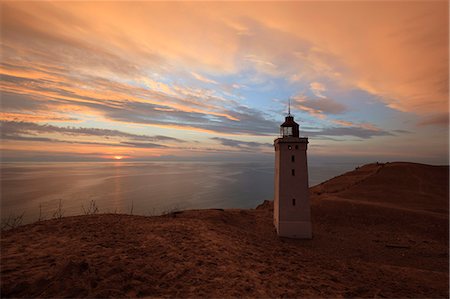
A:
274,103,312,238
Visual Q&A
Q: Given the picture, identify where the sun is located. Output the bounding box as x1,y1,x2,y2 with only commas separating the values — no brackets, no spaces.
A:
113,156,123,160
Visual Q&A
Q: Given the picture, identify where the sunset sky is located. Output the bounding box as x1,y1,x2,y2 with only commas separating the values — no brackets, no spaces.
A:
1,1,448,163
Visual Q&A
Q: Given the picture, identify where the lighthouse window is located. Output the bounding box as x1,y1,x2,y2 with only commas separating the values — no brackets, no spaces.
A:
288,145,292,150
291,169,295,176
291,155,295,162
282,127,292,137
286,127,293,136
292,198,296,206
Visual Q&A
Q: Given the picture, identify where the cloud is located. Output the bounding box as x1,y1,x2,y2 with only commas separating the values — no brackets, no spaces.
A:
392,129,411,134
191,72,218,84
331,119,379,131
0,112,76,123
1,133,176,154
119,142,168,148
418,114,449,127
78,100,277,136
309,82,326,98
302,120,393,139
3,68,277,135
244,55,277,69
1,134,131,148
211,137,271,148
1,46,284,136
293,95,347,118
1,68,280,135
305,127,392,139
0,120,185,144
0,2,447,163
3,1,447,118
2,135,56,143
0,92,47,111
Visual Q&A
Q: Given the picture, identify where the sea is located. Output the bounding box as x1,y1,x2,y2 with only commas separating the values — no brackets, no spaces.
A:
0,161,359,225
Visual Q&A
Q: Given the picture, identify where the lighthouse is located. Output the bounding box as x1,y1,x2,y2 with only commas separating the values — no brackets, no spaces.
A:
274,103,312,238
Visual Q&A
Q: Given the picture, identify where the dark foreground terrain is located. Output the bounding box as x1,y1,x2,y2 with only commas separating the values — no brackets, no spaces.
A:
1,162,448,298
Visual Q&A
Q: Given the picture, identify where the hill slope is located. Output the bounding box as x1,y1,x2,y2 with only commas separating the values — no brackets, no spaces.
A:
1,162,448,298
312,162,449,214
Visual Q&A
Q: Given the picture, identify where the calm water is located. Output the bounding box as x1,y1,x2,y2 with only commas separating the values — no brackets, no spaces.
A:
1,161,357,224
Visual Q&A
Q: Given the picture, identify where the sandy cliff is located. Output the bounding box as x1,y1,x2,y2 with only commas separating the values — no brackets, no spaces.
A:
1,162,448,298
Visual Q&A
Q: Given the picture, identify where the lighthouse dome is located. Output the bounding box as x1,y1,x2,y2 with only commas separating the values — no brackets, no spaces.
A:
280,115,299,137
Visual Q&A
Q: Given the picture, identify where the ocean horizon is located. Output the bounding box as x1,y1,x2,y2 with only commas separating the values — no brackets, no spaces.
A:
1,160,360,225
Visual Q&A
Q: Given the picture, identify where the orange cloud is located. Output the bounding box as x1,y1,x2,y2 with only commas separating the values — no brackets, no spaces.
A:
331,120,381,132
3,1,447,117
0,112,76,123
309,82,326,98
292,95,347,119
1,1,447,163
240,2,448,115
1,62,241,123
191,72,218,85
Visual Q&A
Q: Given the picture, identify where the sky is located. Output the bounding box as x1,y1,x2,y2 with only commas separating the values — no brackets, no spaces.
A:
0,1,448,164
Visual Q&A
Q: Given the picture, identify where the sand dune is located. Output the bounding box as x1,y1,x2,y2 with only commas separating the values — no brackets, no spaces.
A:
1,162,448,298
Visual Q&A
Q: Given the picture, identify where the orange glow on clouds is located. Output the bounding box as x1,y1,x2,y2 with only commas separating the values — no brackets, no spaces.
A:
3,1,447,116
0,1,447,163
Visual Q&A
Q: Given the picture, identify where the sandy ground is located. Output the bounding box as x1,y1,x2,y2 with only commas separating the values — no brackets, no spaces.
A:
1,162,448,298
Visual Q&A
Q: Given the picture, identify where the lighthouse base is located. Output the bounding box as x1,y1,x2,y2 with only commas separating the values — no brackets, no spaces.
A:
276,221,312,239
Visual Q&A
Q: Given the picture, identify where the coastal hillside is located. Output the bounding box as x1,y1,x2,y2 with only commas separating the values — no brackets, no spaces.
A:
1,162,448,298
312,162,449,213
